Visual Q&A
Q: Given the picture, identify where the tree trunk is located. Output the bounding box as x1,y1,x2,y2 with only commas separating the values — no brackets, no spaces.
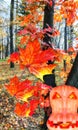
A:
64,19,67,52
5,39,9,58
41,1,55,130
2,37,4,59
65,53,78,88
63,19,67,71
43,0,54,48
68,25,73,49
10,0,14,68
15,0,18,49
42,0,56,88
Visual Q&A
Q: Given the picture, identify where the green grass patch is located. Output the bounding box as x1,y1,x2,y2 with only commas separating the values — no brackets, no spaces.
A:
0,59,6,62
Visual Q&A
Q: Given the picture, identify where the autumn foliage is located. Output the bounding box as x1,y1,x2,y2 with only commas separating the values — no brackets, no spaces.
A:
5,75,52,116
54,0,78,26
6,37,58,116
5,0,78,119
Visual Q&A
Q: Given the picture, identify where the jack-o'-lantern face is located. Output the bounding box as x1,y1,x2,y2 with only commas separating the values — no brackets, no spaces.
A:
47,85,78,130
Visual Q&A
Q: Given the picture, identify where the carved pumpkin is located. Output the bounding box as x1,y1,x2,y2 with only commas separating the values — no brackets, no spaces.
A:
47,85,78,130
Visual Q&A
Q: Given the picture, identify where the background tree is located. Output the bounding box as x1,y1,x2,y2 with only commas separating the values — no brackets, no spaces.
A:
43,0,54,48
10,0,15,68
4,0,78,130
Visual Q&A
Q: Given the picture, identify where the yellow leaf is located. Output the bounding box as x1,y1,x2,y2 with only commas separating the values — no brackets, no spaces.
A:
22,91,34,102
33,64,56,81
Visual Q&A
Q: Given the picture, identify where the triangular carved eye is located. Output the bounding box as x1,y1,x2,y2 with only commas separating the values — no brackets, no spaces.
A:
52,92,61,99
68,92,77,99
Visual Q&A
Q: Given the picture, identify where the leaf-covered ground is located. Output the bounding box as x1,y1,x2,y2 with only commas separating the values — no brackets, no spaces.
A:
0,60,71,130
0,61,45,130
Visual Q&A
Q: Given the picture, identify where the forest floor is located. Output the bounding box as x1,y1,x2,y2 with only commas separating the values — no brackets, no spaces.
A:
0,60,69,130
0,61,45,130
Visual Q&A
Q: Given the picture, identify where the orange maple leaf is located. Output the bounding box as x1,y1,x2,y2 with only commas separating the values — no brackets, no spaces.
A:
29,64,56,81
14,99,39,117
5,76,33,99
14,102,30,117
19,39,57,74
5,76,20,96
20,36,29,44
5,75,51,117
16,89,34,102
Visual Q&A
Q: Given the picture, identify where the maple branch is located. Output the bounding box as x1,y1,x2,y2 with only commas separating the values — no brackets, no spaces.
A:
19,68,27,80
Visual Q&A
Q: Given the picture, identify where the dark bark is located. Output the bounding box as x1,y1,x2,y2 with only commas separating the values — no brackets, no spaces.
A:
15,0,18,41
65,53,78,88
70,25,73,44
10,0,14,68
2,37,4,59
64,19,67,52
43,0,54,47
68,25,73,48
43,0,56,87
63,60,67,71
5,36,9,57
41,1,55,129
63,19,68,72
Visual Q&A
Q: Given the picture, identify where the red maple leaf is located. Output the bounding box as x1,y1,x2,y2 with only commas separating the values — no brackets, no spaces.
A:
8,52,19,63
44,0,53,6
29,99,39,115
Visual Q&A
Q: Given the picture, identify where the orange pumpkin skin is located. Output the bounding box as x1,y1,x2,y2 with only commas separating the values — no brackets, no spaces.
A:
47,85,78,130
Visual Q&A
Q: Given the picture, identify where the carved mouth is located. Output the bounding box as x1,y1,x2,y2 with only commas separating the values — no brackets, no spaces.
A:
47,120,78,128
